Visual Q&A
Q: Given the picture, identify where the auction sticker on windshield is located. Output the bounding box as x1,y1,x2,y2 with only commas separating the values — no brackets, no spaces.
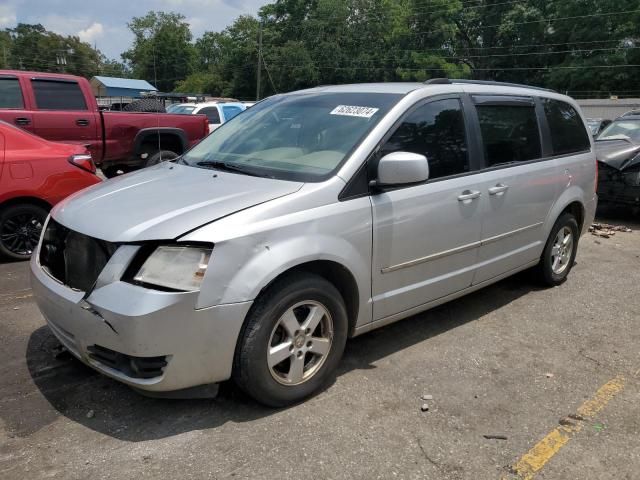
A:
330,105,379,118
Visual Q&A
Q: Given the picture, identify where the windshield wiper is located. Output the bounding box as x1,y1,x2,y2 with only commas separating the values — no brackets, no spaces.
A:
195,160,271,178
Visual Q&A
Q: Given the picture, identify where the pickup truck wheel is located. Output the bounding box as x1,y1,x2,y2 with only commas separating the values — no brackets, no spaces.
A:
0,203,48,261
145,150,178,167
233,273,348,407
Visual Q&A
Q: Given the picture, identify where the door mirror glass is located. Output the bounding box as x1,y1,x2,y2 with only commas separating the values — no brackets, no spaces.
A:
377,151,429,186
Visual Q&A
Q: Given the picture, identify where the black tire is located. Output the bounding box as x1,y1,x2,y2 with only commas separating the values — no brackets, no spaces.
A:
0,203,48,261
122,99,166,113
233,273,348,407
536,213,579,287
145,150,178,167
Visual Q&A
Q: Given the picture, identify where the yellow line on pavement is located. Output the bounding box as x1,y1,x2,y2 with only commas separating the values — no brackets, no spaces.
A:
510,375,625,480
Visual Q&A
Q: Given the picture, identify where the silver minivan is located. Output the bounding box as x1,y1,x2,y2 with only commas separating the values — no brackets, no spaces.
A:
31,80,597,406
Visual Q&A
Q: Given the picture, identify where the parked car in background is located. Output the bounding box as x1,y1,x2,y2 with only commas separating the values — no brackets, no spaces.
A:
586,118,611,137
595,113,640,208
169,101,246,132
0,120,100,260
31,80,596,406
243,102,256,108
0,71,210,177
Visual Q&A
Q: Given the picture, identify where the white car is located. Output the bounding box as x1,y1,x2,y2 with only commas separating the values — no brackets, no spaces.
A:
167,102,246,132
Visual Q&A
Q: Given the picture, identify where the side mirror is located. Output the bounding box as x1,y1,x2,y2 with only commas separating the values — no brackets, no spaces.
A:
375,152,429,187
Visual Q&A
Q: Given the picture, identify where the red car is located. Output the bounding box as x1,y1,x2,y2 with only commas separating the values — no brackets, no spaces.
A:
0,120,101,260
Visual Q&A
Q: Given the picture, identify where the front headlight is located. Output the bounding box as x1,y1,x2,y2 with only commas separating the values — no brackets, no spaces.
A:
133,245,212,291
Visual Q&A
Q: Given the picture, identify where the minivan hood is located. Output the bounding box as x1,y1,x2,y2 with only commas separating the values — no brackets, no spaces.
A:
52,163,303,242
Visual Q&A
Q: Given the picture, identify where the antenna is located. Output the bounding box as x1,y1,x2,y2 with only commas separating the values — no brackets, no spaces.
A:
256,22,263,101
148,27,162,162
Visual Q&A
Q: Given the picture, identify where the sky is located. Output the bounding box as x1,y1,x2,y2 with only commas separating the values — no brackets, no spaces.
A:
0,0,266,59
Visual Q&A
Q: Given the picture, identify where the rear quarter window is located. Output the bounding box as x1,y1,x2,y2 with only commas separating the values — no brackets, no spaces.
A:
0,77,24,109
543,99,590,155
31,80,87,111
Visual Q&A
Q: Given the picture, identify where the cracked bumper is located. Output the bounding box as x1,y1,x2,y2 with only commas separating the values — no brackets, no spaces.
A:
30,253,252,392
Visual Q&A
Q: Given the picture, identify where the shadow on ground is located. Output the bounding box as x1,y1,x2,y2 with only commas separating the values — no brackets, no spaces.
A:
13,269,542,443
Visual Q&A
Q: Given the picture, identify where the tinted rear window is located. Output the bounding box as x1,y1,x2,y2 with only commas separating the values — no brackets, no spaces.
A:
32,80,87,110
0,77,24,109
199,106,221,123
477,105,541,166
543,99,590,155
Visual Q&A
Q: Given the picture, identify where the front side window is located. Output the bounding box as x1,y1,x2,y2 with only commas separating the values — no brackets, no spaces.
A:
0,78,24,109
199,107,221,124
380,98,469,179
543,99,591,155
477,104,541,166
181,92,402,182
32,80,87,110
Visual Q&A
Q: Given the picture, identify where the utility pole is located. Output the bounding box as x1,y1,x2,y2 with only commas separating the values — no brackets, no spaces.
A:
2,45,7,68
256,22,263,101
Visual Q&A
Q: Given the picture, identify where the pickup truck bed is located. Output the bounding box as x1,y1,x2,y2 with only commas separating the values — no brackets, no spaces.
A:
0,70,209,176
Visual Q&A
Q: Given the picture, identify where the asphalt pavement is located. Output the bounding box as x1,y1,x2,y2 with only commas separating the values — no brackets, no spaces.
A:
1,207,638,480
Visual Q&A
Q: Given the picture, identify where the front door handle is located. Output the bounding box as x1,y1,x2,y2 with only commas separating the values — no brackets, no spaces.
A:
457,190,481,202
14,117,31,126
76,119,90,126
488,183,509,196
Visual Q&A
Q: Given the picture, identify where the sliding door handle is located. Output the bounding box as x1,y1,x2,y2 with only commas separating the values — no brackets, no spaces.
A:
488,183,509,196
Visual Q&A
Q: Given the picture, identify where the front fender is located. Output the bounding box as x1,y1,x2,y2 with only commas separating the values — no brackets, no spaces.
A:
187,195,374,329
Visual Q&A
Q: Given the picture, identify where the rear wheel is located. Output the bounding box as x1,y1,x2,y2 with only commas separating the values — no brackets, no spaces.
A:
0,203,48,260
536,213,579,286
233,273,348,407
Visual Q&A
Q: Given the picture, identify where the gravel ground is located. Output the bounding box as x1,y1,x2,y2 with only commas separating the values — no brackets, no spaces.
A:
1,208,639,480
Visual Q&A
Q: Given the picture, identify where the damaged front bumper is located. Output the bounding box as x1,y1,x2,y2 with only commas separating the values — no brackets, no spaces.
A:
596,139,640,207
30,246,252,394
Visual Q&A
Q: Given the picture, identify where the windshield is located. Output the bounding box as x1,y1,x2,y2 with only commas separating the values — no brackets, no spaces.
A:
168,105,196,114
181,92,402,181
597,120,640,143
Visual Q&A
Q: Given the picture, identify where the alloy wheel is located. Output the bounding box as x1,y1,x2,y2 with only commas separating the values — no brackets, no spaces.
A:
0,212,43,256
267,301,334,386
551,226,573,275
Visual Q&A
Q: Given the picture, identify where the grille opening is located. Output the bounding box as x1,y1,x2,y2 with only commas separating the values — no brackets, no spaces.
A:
40,219,117,292
87,345,168,379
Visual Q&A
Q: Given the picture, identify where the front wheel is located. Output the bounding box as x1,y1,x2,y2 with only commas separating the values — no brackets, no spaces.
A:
233,273,348,407
536,213,579,286
0,203,48,260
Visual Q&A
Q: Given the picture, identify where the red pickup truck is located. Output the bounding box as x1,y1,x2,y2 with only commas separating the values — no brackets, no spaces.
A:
0,70,209,177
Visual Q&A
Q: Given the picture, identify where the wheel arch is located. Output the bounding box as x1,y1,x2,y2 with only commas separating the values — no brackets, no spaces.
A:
255,260,361,337
545,187,587,238
133,128,188,155
0,196,52,213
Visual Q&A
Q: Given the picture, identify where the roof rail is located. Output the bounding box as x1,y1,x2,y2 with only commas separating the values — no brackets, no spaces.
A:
424,78,556,93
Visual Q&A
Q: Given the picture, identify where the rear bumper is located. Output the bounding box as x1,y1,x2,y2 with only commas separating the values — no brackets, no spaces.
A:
30,252,252,392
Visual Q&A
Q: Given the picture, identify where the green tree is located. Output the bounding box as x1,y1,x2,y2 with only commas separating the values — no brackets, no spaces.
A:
122,11,197,91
